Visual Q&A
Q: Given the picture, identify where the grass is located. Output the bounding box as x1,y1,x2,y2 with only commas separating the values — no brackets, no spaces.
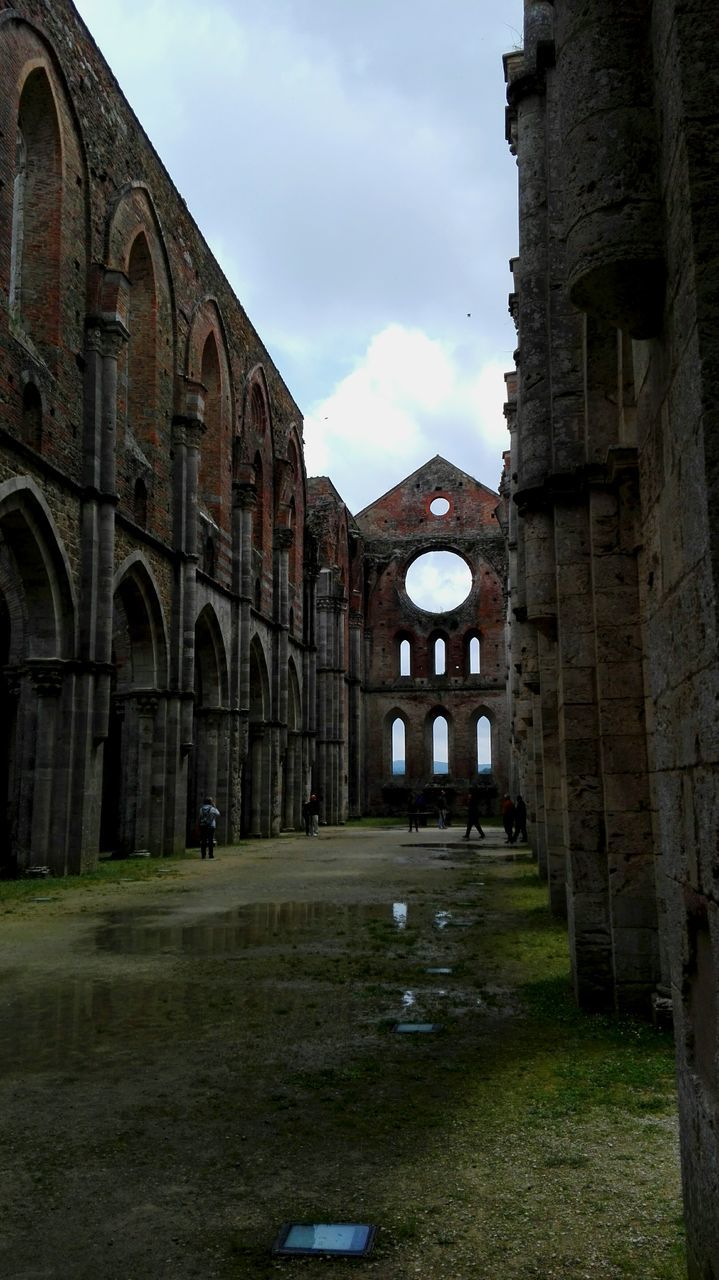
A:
0,849,195,910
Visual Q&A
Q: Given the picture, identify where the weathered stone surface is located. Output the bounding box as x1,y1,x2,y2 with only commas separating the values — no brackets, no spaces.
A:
505,1,719,1270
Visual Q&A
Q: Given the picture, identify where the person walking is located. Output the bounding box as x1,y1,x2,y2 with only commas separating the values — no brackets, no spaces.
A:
437,789,448,830
462,787,485,840
198,796,220,859
306,792,320,837
407,793,419,833
501,794,516,844
514,794,528,844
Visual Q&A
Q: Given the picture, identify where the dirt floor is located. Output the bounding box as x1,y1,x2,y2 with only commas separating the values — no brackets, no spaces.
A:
0,825,685,1279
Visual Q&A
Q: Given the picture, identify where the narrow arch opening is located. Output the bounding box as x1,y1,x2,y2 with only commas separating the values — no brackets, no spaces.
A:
432,715,449,775
468,635,481,675
399,638,411,677
434,637,446,675
127,233,157,448
391,718,406,776
12,70,62,356
477,716,491,774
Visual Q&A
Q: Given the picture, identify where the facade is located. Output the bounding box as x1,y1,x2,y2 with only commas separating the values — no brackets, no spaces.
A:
505,2,719,1273
355,456,509,819
0,0,310,873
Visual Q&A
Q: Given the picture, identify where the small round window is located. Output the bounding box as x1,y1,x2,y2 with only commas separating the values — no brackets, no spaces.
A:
429,496,450,517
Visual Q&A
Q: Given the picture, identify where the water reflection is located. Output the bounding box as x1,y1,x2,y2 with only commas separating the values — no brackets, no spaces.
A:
392,903,408,930
91,900,389,956
402,990,416,1008
434,910,452,929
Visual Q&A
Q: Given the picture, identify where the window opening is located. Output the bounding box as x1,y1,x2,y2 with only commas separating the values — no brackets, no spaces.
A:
469,636,480,674
405,551,471,613
432,715,449,775
429,496,450,516
477,716,491,774
391,718,406,776
434,637,446,675
399,638,411,677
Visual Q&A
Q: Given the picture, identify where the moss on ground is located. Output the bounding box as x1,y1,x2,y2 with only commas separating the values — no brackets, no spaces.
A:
0,838,684,1279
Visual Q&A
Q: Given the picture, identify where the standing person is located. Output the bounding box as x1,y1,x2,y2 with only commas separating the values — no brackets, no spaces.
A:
501,794,516,844
407,793,419,833
514,794,528,844
302,796,312,837
462,787,485,840
437,789,448,830
198,796,220,859
306,792,320,837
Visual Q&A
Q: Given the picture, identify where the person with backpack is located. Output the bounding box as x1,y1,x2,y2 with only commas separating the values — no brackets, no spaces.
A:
198,796,220,859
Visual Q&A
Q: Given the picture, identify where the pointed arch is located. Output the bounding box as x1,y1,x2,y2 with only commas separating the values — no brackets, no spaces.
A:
472,708,493,775
126,230,158,450
426,705,452,778
186,298,233,526
11,66,61,356
112,553,168,691
194,603,229,709
105,186,176,508
0,477,77,660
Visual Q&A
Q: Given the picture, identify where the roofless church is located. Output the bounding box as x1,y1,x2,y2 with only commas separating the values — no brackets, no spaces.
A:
0,1,510,880
2,0,719,1273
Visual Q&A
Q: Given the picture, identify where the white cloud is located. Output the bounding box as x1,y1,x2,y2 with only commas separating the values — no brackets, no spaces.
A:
304,326,509,511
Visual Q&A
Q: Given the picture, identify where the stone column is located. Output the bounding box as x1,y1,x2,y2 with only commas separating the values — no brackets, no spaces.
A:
347,611,363,818
28,664,63,871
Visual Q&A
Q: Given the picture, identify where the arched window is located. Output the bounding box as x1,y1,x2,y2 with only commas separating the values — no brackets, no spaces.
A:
133,478,148,528
21,383,42,451
432,715,449,776
434,637,446,675
127,233,157,448
11,70,62,356
477,716,492,774
391,718,406,776
199,331,223,518
468,635,481,675
399,638,411,677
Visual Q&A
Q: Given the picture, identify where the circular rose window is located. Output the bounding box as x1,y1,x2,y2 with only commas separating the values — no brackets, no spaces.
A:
429,497,450,517
405,550,472,613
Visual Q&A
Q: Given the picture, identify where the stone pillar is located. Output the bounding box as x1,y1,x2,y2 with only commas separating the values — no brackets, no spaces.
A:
28,664,64,870
347,611,363,818
554,499,611,1006
554,0,663,337
134,695,158,851
315,577,331,818
537,631,565,916
590,464,658,1012
236,483,256,831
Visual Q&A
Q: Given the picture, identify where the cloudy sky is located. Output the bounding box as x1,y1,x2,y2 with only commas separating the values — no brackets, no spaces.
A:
74,0,523,515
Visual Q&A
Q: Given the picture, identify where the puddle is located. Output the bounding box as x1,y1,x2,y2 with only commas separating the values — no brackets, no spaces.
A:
392,903,408,930
89,900,393,957
402,990,416,1008
434,910,452,929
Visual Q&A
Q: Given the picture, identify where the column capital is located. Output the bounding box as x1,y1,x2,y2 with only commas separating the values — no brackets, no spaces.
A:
27,662,65,697
172,415,205,450
275,527,294,551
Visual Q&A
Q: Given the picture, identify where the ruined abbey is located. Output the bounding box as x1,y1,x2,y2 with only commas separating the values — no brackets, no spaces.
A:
506,3,719,1273
0,0,717,1273
0,0,509,881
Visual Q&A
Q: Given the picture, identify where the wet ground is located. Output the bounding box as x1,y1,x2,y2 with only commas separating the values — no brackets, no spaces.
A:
0,826,684,1279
